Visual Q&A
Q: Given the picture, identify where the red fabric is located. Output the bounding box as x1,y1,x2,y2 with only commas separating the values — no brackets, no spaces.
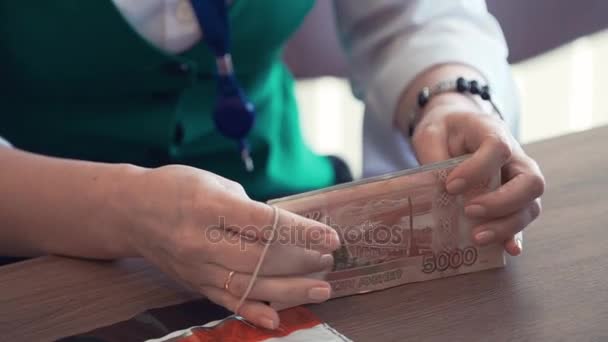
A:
176,307,322,342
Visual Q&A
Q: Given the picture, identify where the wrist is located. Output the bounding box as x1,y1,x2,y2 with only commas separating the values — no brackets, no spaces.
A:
106,163,149,258
396,64,486,134
424,90,488,113
115,165,202,259
418,92,490,125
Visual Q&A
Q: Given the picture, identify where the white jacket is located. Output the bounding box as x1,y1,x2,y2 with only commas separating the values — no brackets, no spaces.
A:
333,0,519,176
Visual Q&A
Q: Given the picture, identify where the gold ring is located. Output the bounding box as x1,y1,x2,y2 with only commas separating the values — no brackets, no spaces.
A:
224,270,236,291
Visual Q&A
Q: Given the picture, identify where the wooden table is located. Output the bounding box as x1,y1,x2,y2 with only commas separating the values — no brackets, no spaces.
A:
1,126,607,341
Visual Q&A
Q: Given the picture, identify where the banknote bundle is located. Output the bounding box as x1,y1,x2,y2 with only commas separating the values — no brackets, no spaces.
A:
268,156,505,299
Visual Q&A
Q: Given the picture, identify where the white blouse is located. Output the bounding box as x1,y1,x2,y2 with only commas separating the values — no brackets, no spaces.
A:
111,0,202,54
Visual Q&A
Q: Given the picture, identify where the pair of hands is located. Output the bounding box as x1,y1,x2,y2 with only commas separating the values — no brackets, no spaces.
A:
124,95,544,329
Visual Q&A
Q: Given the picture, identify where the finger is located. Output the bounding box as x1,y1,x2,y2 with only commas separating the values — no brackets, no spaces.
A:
504,232,524,256
446,137,512,195
412,121,450,165
446,114,517,194
201,264,332,304
464,163,545,219
203,227,336,276
200,286,280,330
471,200,540,246
218,199,341,254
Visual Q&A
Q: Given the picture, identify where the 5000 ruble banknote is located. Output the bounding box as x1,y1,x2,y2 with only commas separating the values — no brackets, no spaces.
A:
269,156,505,299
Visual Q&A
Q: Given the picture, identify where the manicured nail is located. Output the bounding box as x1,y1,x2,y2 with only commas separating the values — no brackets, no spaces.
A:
261,317,277,330
308,286,331,301
465,205,486,218
475,230,496,245
320,254,334,269
446,178,466,194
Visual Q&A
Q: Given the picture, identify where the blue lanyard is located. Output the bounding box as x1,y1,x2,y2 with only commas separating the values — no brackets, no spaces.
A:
189,0,256,172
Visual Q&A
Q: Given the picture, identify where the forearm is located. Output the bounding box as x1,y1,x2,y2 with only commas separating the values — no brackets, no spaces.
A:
395,63,489,136
0,146,145,259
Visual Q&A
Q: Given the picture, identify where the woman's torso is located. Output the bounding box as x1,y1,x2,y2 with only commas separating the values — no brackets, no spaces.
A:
0,0,335,201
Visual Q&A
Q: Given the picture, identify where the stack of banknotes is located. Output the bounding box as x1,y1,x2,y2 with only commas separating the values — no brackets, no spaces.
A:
269,156,505,299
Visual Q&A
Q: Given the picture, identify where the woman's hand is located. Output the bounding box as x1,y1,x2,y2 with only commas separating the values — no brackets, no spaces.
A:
122,165,341,329
411,95,545,256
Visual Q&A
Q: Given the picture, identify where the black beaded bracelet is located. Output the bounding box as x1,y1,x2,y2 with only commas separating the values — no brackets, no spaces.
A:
409,77,504,136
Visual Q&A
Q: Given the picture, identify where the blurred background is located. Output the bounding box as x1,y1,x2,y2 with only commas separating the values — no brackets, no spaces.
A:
284,0,608,178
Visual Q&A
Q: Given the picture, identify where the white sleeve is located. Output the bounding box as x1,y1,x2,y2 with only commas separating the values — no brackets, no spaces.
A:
334,0,520,132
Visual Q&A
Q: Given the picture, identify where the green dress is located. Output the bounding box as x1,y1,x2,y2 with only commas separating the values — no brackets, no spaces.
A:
0,0,336,201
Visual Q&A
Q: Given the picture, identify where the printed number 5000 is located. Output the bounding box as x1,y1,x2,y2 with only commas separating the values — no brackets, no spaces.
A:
421,247,478,273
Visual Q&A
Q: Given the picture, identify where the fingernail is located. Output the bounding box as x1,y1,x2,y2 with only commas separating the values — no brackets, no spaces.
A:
465,205,486,218
447,178,466,194
308,286,331,302
475,230,496,245
515,235,523,253
328,230,341,250
320,254,334,269
261,317,277,330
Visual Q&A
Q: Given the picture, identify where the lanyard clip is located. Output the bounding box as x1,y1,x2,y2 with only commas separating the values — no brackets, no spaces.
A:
240,144,254,172
212,80,256,172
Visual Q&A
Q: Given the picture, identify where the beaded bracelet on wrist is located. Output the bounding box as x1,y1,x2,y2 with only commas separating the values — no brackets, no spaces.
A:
408,77,504,136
